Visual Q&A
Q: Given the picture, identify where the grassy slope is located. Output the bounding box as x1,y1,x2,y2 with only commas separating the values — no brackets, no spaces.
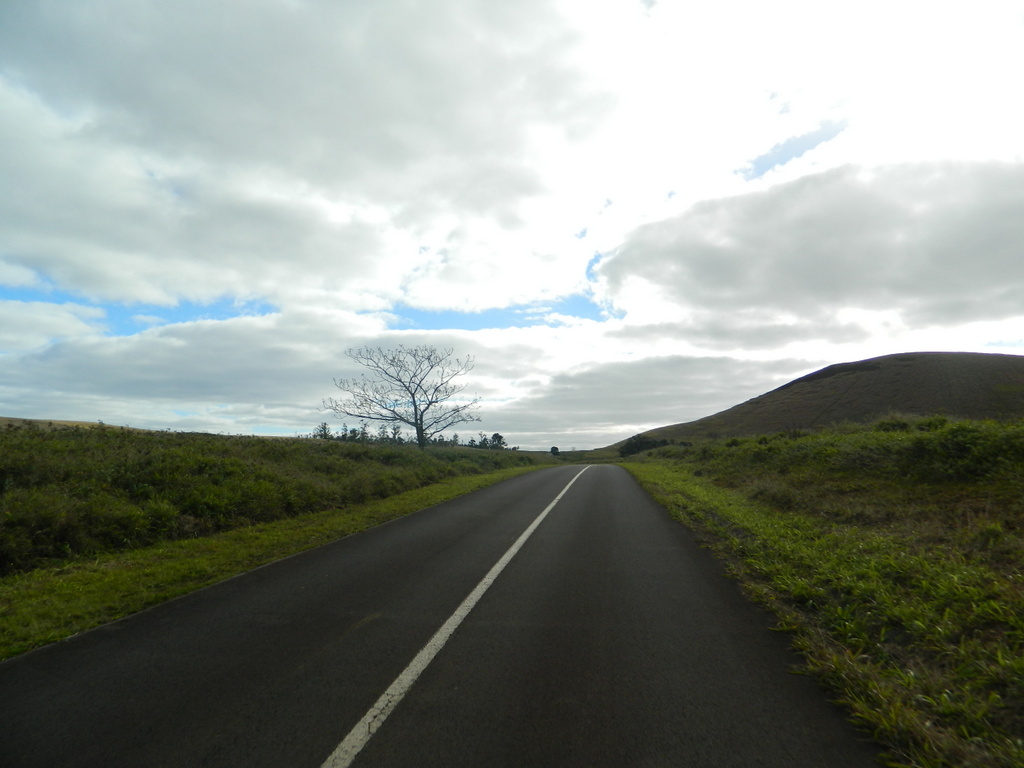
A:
641,351,1024,445
624,416,1024,768
0,425,554,658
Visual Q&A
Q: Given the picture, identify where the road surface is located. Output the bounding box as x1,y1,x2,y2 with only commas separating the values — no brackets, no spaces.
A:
0,464,882,767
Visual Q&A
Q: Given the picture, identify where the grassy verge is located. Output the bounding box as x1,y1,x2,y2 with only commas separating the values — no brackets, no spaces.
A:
0,425,547,573
0,465,543,660
624,421,1024,768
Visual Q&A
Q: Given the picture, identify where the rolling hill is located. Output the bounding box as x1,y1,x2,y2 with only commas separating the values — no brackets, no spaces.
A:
641,351,1024,444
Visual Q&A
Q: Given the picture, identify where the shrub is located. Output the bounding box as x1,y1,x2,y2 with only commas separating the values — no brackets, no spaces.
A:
619,434,667,457
0,426,544,573
904,421,1024,481
874,417,912,432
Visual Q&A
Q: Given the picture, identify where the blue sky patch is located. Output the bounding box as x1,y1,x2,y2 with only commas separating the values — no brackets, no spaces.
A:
740,120,848,180
1,286,275,336
390,294,610,331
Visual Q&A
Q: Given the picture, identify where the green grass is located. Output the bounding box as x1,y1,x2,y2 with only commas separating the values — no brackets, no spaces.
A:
0,424,554,658
623,416,1024,768
0,424,545,573
0,464,544,660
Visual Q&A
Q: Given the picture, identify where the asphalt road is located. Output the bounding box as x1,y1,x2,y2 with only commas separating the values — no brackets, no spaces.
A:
0,464,882,767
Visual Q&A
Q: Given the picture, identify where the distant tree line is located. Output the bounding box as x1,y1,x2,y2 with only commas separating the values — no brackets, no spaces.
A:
309,422,518,450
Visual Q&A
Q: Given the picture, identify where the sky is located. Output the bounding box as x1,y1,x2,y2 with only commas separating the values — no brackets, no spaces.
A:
2,0,1024,450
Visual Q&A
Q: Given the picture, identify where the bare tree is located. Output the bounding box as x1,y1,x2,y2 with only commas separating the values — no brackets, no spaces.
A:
322,345,480,449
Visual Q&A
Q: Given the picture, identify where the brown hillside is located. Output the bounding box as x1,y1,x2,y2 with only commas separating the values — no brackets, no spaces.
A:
643,351,1024,443
0,417,108,430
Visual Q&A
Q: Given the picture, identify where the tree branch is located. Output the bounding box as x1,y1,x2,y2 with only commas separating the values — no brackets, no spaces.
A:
321,344,480,448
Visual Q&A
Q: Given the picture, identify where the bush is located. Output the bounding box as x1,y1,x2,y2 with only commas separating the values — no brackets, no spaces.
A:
904,421,1024,481
874,417,912,432
0,426,544,573
619,434,667,457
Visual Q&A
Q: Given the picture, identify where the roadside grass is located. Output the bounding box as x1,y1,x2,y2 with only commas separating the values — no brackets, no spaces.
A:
623,417,1024,768
0,424,545,574
0,465,544,660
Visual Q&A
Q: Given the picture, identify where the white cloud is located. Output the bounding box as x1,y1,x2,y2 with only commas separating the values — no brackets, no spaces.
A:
0,301,104,351
1,1,1023,449
486,354,814,448
598,163,1024,339
0,0,610,311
